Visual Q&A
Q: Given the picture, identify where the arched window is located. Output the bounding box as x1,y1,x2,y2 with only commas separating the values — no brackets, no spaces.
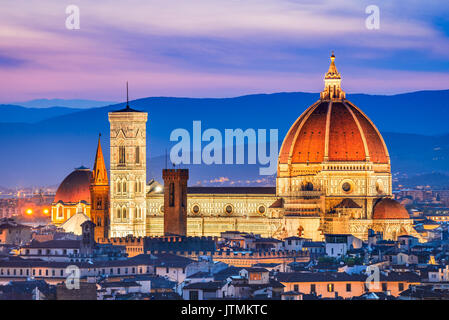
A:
116,208,121,219
117,181,121,193
122,208,127,219
123,181,127,193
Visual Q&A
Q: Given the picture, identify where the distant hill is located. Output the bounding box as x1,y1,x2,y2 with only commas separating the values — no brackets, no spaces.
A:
0,105,82,123
8,98,117,109
0,90,448,188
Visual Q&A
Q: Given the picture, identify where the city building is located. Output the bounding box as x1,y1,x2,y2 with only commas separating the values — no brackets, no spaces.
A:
49,54,414,242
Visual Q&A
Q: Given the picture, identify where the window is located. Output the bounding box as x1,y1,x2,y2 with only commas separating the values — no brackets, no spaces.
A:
398,283,404,291
135,147,140,164
327,283,334,292
117,181,121,193
382,283,387,291
122,208,127,219
182,188,186,208
169,183,175,207
342,182,352,193
192,205,200,214
116,208,121,219
310,284,316,294
189,290,199,300
119,146,126,165
96,199,102,209
294,284,299,292
346,283,351,292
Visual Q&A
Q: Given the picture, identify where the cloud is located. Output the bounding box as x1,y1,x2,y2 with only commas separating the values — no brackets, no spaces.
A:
0,0,449,101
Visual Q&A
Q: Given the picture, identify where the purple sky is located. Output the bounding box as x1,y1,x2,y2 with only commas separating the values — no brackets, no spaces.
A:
1,0,449,102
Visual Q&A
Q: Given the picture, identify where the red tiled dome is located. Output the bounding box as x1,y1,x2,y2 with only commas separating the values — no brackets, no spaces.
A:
373,198,409,219
54,167,92,204
278,100,389,165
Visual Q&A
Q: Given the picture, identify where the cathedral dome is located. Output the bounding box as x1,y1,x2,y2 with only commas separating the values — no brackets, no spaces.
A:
373,198,410,219
54,167,92,204
278,54,389,167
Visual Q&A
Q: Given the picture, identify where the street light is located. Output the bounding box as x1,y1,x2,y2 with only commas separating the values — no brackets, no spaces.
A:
26,209,33,215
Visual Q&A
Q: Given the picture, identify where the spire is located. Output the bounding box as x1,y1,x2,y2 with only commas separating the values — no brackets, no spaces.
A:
325,51,340,79
126,81,130,109
321,51,345,100
92,133,109,185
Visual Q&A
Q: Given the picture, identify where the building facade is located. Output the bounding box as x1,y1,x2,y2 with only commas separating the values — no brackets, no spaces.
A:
50,54,414,242
109,104,148,238
143,54,414,241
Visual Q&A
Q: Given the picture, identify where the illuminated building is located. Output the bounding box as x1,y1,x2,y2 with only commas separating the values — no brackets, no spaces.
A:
51,166,92,225
51,138,110,238
145,53,415,241
108,97,148,238
51,54,415,241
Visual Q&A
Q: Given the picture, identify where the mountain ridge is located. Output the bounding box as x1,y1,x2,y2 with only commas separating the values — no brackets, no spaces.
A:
0,90,448,187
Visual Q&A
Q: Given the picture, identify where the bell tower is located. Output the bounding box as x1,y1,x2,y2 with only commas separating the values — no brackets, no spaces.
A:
109,83,148,237
90,134,110,241
162,168,189,236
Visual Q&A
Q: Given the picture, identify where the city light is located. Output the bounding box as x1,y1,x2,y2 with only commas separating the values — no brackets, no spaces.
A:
43,208,49,215
25,208,33,215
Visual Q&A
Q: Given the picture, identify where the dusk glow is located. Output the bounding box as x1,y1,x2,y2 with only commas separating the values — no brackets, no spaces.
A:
1,0,449,305
1,0,449,102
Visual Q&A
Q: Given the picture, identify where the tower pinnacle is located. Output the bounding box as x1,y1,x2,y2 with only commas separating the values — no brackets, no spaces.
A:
126,81,130,109
92,134,108,185
320,52,345,100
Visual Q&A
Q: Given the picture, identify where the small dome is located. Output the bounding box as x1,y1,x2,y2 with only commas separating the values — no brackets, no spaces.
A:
60,212,90,235
54,167,92,204
373,198,409,219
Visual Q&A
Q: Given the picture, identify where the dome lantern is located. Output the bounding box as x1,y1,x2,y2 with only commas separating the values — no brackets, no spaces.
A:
320,51,346,100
